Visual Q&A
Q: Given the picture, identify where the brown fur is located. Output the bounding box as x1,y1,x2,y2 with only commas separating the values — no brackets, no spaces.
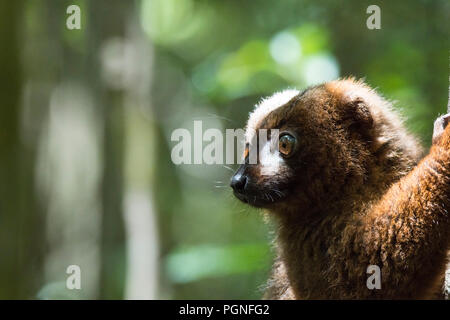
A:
236,79,450,299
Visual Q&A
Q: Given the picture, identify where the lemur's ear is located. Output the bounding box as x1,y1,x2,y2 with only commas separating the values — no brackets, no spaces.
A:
347,97,373,126
340,95,374,139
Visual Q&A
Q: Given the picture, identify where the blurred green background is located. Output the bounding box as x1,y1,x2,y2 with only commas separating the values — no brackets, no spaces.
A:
0,0,448,299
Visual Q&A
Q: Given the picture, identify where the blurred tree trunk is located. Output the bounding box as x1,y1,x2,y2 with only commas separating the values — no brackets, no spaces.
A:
0,0,45,298
92,0,137,299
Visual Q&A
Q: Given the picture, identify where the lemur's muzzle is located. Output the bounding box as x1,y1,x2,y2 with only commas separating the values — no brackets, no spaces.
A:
230,164,248,196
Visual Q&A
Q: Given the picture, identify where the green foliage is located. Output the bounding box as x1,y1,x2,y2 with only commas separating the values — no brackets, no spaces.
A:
2,0,448,300
166,243,271,284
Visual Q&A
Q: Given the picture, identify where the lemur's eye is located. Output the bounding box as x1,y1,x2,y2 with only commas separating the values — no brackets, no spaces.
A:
279,134,296,157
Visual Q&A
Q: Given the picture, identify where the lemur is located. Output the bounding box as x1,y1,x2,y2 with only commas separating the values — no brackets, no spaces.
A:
230,78,450,299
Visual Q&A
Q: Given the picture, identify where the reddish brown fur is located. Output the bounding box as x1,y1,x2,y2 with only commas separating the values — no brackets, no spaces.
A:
249,79,450,299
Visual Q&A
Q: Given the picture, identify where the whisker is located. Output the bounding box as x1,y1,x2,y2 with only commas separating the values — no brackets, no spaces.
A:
222,165,235,172
271,188,285,198
191,114,238,125
206,113,238,124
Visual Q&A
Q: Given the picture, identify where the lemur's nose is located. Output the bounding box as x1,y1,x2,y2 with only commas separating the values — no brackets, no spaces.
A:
230,172,247,193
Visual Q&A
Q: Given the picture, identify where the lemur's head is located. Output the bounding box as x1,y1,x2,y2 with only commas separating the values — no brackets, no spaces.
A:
231,78,422,214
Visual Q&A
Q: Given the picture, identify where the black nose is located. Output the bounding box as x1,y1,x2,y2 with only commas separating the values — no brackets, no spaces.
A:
230,173,247,193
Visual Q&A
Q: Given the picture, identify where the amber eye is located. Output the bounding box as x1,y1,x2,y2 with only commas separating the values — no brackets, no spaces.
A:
279,134,296,157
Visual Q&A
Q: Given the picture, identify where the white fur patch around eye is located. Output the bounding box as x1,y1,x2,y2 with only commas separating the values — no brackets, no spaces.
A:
245,89,299,143
259,140,283,176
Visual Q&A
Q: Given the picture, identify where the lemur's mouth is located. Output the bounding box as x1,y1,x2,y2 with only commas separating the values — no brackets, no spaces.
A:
233,190,249,203
232,182,286,208
233,189,286,208
230,163,288,207
233,190,264,207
